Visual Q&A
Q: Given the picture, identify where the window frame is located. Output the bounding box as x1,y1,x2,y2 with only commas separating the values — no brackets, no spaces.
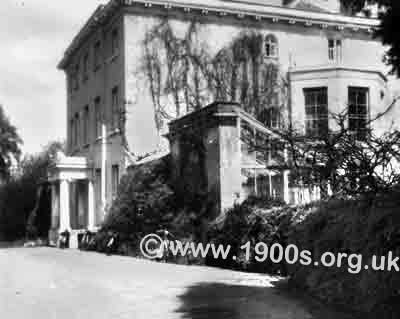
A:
83,105,90,145
265,34,278,59
94,97,102,138
111,28,119,57
83,52,89,82
303,87,329,138
111,86,120,131
73,63,80,90
93,40,102,71
74,112,80,148
348,86,370,140
328,38,342,62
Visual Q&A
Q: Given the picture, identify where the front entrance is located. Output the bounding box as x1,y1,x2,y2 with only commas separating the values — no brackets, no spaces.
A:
48,152,96,248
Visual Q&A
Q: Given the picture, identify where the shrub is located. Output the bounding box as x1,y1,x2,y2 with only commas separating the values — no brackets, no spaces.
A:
101,155,176,246
206,196,314,274
287,192,400,318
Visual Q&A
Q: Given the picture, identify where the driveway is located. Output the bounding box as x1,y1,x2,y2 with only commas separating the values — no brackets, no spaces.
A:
0,247,354,319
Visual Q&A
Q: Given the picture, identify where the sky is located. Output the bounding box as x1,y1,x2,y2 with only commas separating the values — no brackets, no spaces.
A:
0,0,106,155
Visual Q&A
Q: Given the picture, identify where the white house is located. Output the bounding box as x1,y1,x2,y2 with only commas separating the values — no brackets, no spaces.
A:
49,0,400,247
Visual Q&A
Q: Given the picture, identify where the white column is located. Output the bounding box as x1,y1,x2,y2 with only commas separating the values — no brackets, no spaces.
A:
283,170,290,204
88,179,96,230
59,179,71,232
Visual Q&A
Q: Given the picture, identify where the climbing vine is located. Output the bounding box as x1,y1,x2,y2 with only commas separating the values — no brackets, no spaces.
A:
139,20,289,132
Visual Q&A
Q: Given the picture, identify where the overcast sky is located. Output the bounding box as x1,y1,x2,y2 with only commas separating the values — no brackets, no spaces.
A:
0,0,106,154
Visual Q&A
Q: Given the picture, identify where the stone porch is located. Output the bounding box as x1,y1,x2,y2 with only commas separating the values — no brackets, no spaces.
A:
48,152,97,248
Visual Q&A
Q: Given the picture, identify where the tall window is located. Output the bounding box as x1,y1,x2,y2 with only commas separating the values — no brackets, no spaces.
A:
94,97,102,138
264,107,281,129
111,28,119,56
265,34,278,58
111,86,119,130
111,165,119,198
83,105,89,145
348,87,369,140
83,52,89,81
70,119,75,149
73,63,80,90
74,113,80,147
328,39,342,62
304,87,328,138
94,40,101,71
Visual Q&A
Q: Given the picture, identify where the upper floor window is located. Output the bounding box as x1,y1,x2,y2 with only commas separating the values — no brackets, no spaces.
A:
348,87,369,140
265,34,278,58
111,28,119,56
94,40,101,71
94,97,102,138
304,87,328,138
328,39,342,62
70,119,75,149
111,86,120,130
73,63,80,90
74,113,80,147
265,107,281,129
83,105,90,145
83,53,89,81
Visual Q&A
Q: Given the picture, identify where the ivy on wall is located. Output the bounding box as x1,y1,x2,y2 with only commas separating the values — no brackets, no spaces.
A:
139,19,289,133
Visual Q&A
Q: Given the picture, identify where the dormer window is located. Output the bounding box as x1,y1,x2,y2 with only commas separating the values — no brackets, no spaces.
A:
265,34,278,58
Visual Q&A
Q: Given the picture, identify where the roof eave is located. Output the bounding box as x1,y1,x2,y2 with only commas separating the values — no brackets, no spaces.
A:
58,0,381,70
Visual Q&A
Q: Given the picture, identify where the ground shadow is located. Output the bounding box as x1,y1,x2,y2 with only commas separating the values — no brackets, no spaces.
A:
174,279,358,319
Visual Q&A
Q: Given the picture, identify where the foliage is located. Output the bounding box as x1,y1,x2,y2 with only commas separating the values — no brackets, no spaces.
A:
341,0,400,77
206,196,312,274
288,192,400,318
101,155,176,245
0,141,64,241
278,108,400,199
0,104,22,182
140,22,288,131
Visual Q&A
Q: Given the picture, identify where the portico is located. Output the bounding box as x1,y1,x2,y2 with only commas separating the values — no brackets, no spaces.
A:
48,152,97,248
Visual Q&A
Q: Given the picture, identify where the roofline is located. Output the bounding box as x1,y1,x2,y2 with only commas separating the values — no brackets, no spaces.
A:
289,64,388,82
58,0,381,70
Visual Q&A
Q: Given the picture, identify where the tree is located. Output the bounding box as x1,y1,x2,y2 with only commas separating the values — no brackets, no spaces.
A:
139,23,289,135
0,105,22,181
0,140,64,241
341,0,400,76
250,104,400,200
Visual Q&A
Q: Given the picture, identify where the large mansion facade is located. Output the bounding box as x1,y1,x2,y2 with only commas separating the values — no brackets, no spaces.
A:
48,0,400,247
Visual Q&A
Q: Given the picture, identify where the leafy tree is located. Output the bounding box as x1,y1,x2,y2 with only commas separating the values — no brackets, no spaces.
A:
0,104,22,181
0,140,64,241
341,0,400,76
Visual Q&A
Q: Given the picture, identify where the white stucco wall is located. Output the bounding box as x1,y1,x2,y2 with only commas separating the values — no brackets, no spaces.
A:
123,8,400,156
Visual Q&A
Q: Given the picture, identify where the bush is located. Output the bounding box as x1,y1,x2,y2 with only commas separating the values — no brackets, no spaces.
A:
287,192,400,318
101,155,176,246
206,196,313,274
